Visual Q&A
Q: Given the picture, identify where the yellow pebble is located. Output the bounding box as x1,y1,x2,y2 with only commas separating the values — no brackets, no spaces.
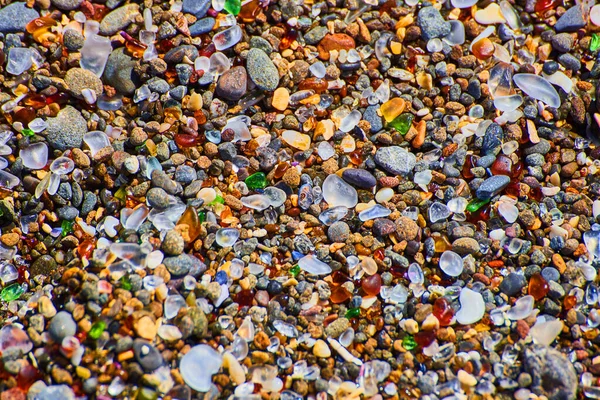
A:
272,87,290,111
313,340,331,358
380,98,406,122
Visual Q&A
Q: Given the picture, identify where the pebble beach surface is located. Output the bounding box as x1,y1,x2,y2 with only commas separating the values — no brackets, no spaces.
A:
1,0,600,399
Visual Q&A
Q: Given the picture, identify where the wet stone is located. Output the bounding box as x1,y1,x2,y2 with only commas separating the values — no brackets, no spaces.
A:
182,0,211,18
500,273,527,296
0,3,39,33
215,66,248,101
46,106,87,150
554,4,586,32
246,49,279,91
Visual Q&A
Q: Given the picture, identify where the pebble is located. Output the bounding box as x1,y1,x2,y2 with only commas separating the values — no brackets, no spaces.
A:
133,339,163,371
48,312,76,342
246,49,279,91
341,169,377,189
476,175,511,200
182,0,211,17
189,17,215,36
215,67,247,101
46,106,88,150
65,68,103,99
374,147,416,176
102,48,137,95
327,221,350,243
100,4,140,35
51,0,82,10
417,7,451,41
0,3,39,33
554,4,586,32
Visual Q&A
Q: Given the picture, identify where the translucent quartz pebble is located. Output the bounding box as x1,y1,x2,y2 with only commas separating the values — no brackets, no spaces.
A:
543,71,573,94
309,61,326,79
455,288,485,325
359,204,391,221
493,95,523,112
340,110,361,133
209,52,230,75
414,170,432,187
20,143,48,170
513,74,560,108
164,294,187,319
158,325,182,341
264,187,286,207
298,254,332,275
443,20,465,46
273,320,299,337
236,316,255,341
123,205,150,231
439,251,464,277
134,85,151,103
584,229,600,259
216,228,240,247
81,88,97,104
447,197,467,213
0,170,20,189
499,0,522,30
213,25,242,51
195,56,210,72
451,0,478,8
488,63,513,98
281,130,311,151
429,202,451,223
408,263,424,284
50,157,75,175
97,95,123,111
83,131,110,156
180,344,223,392
339,328,355,347
225,116,251,142
498,201,518,223
0,262,18,283
506,295,534,320
322,175,358,208
529,319,563,346
80,34,113,76
493,43,511,63
592,4,600,26
319,206,348,225
6,48,35,75
213,0,225,11
0,325,33,354
317,141,335,160
241,194,271,211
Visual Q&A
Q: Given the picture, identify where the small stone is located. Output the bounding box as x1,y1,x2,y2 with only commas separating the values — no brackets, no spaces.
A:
134,316,157,340
163,254,193,276
46,106,88,150
395,216,419,241
0,3,39,33
328,221,350,243
417,7,451,41
523,345,577,400
500,273,527,296
246,48,279,91
215,66,247,101
554,4,586,32
313,340,331,358
551,33,575,52
48,311,76,342
51,0,83,10
374,146,416,176
304,26,329,45
451,238,479,255
65,68,103,99
325,317,350,338
103,48,137,95
162,230,185,256
272,88,290,111
100,4,140,35
0,233,19,247
133,339,163,371
182,0,211,17
189,17,215,36
342,169,376,189
317,33,356,60
476,175,511,200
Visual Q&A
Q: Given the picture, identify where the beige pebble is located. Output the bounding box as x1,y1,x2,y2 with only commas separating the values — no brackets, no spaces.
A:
223,352,246,384
0,232,20,247
458,370,477,386
313,339,331,358
135,316,157,340
421,314,440,331
272,88,290,111
403,319,419,334
38,296,57,319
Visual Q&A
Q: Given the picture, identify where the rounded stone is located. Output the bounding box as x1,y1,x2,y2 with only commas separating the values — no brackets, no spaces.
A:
133,339,164,371
48,311,77,342
65,68,104,99
46,106,88,150
102,48,138,95
327,221,350,243
246,48,280,91
162,230,185,256
215,66,247,101
342,169,377,189
395,217,419,241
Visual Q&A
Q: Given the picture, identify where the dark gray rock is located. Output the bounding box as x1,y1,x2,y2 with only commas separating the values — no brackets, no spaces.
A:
499,272,526,296
476,175,511,200
246,48,279,91
524,345,577,400
133,339,163,371
103,48,137,95
0,3,39,33
46,106,88,150
342,169,377,189
417,7,451,41
554,4,586,32
189,17,215,36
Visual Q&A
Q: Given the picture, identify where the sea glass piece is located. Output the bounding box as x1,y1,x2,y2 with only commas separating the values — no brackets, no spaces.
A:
298,254,332,275
513,74,560,108
213,25,242,51
322,175,358,208
455,288,485,325
20,143,48,169
180,345,223,392
80,34,113,76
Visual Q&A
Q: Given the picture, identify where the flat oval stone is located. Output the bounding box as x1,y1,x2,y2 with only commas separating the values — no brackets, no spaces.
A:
0,2,39,33
342,169,377,189
100,4,140,35
475,175,511,200
133,339,164,371
246,49,279,91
